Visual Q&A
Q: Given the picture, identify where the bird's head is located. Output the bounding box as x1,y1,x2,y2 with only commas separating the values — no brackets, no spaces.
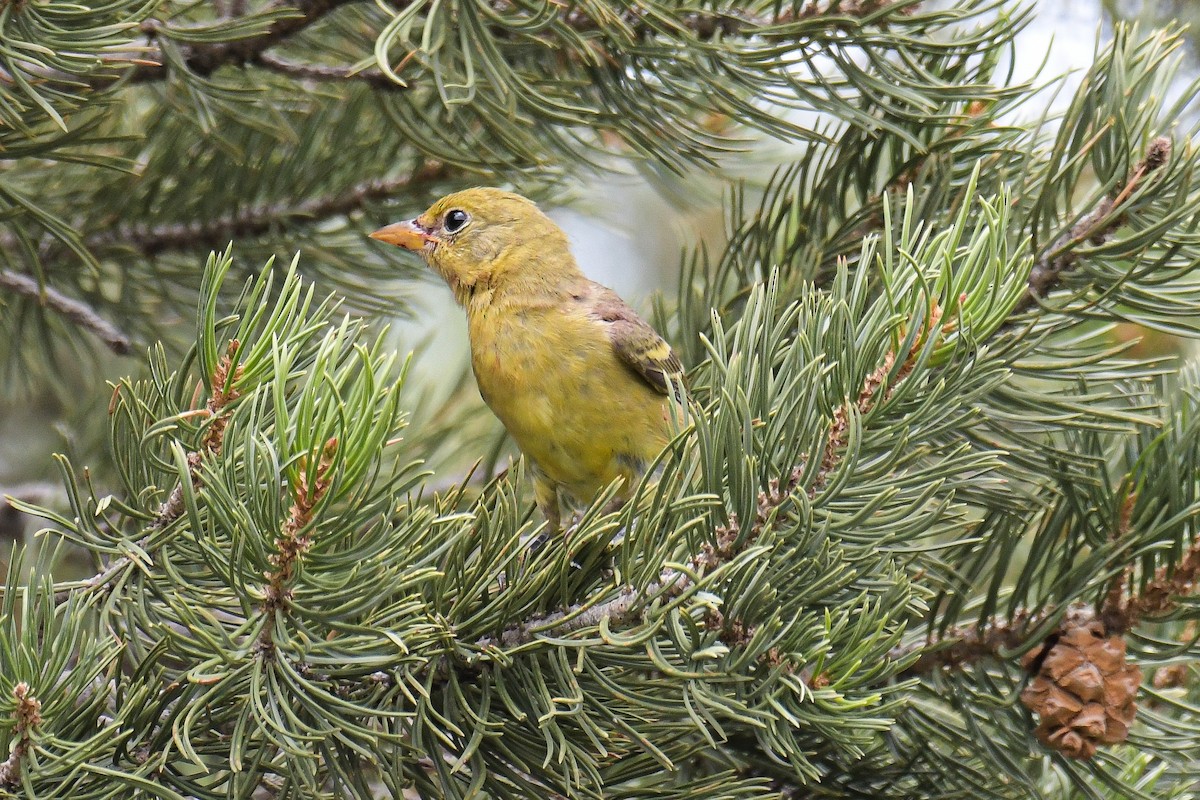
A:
370,187,576,301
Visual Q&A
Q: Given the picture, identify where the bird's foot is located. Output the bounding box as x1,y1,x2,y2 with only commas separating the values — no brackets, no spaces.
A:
524,529,549,556
608,524,627,547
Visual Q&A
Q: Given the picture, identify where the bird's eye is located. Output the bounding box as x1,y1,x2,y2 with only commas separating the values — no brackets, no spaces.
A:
443,209,470,233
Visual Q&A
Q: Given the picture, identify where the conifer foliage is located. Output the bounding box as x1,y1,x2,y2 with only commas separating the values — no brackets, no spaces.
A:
2,0,1200,797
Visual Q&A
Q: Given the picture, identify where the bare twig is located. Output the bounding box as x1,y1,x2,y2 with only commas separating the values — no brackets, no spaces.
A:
0,270,134,355
87,163,449,257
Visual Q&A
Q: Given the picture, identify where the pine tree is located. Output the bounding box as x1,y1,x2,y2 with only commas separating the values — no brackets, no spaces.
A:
2,0,1200,796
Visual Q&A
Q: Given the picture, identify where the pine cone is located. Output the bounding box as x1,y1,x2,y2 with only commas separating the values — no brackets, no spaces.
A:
1020,621,1140,759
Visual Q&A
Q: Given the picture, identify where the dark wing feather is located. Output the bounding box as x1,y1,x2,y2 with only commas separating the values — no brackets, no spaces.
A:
590,288,683,396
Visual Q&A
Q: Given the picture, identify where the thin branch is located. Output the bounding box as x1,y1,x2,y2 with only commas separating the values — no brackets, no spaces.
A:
87,162,449,257
888,604,1106,676
895,523,1200,676
476,513,750,649
476,571,687,650
128,0,360,83
0,0,355,88
180,0,916,90
255,52,391,87
0,270,134,355
1109,532,1200,631
1015,136,1173,315
894,470,1195,676
890,610,1044,675
16,0,917,92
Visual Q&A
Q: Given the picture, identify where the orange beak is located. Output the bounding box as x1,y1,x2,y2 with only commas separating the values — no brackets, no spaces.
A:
369,219,435,250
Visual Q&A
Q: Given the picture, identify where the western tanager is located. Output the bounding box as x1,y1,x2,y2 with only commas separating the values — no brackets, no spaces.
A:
371,188,682,530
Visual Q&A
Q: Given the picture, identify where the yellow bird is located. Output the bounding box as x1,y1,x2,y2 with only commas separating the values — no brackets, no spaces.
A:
371,188,682,531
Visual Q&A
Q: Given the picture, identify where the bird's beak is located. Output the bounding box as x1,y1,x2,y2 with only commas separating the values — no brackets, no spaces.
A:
370,219,435,250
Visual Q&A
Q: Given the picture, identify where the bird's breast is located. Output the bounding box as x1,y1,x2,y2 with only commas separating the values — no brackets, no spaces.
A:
465,301,669,495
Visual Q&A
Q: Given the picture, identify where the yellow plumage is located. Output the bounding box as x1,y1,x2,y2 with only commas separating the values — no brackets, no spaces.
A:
371,188,682,530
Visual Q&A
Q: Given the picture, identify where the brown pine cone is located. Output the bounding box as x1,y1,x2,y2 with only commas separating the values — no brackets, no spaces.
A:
1020,620,1140,759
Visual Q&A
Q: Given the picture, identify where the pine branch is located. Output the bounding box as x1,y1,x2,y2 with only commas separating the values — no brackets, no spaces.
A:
0,683,42,788
257,437,337,657
895,483,1199,676
51,341,242,602
86,162,449,256
1016,136,1173,314
1106,529,1200,631
0,0,355,88
255,52,391,88
0,270,134,355
891,608,1048,675
129,0,360,83
896,529,1200,676
75,0,918,90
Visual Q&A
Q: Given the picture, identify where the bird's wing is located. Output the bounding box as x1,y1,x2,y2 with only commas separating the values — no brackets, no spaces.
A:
590,288,683,396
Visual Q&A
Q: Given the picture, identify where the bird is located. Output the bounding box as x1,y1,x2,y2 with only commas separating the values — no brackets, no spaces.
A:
370,188,683,531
